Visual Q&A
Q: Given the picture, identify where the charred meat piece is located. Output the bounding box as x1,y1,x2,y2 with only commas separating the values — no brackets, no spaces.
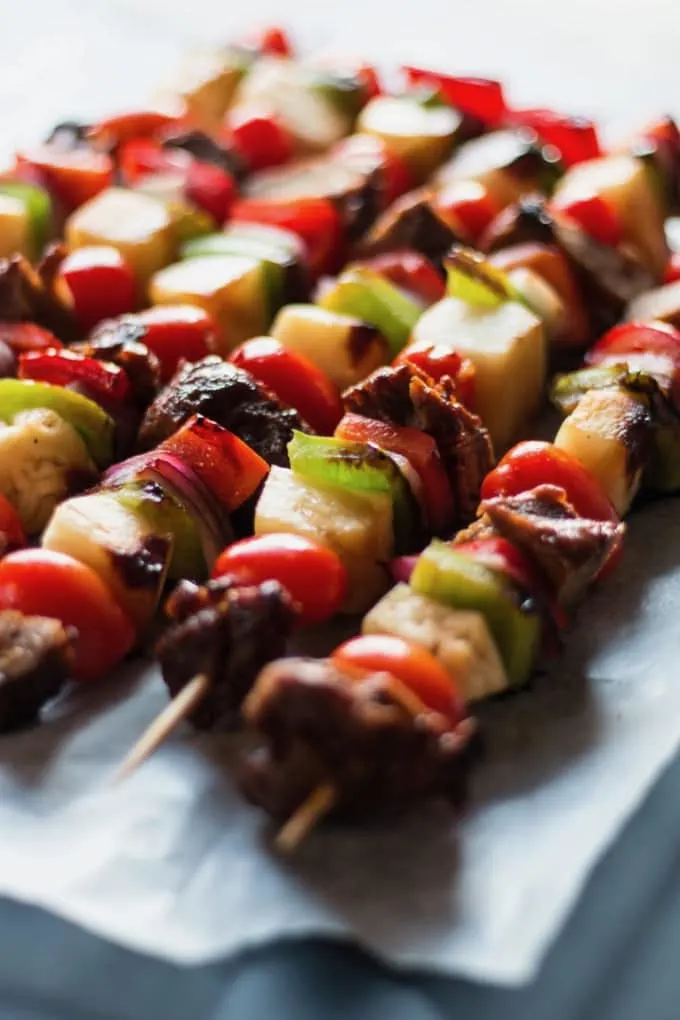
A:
355,189,461,267
156,577,298,731
0,249,80,343
138,356,311,466
76,317,161,409
343,363,494,528
482,484,625,608
480,193,556,252
240,656,478,822
162,129,246,182
0,611,75,731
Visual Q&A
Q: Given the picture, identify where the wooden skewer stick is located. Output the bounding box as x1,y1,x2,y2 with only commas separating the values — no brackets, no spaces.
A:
113,673,211,783
275,783,337,853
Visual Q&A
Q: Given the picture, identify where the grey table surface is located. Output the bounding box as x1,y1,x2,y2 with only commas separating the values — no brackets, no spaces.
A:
2,2,680,1017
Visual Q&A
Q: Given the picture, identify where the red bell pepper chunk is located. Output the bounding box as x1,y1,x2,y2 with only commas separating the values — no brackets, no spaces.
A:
58,245,137,332
0,322,63,354
664,252,680,284
552,194,622,248
0,494,26,554
237,25,294,58
230,196,344,278
481,440,619,522
335,412,456,534
395,340,476,409
506,108,602,167
117,138,189,186
402,66,506,126
87,111,181,148
227,105,294,172
357,251,445,305
19,348,131,404
133,305,217,382
15,147,114,214
229,337,343,435
431,180,499,245
184,160,236,225
161,414,269,512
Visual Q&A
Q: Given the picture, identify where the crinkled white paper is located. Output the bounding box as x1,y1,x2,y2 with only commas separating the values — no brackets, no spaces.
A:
1,500,680,984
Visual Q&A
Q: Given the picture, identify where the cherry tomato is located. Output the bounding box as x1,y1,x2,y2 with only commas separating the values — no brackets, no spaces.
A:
331,634,465,724
118,138,189,186
16,147,114,213
0,322,63,354
432,180,498,244
552,194,622,247
238,25,294,58
0,549,135,680
506,108,601,167
402,67,506,126
332,134,412,207
357,251,445,305
395,340,476,408
58,246,136,332
228,105,294,172
229,337,343,434
586,321,680,406
184,161,235,225
481,440,619,522
87,111,181,148
0,494,25,553
664,252,680,284
212,533,347,625
133,305,217,382
335,412,455,533
18,348,130,404
230,197,344,277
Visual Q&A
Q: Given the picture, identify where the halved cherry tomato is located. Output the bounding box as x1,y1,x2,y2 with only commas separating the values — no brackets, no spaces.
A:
16,147,114,213
481,440,619,522
552,194,622,247
228,105,294,172
57,246,136,332
357,251,445,305
395,340,476,409
212,533,347,625
335,412,455,533
132,305,217,382
18,348,130,404
0,549,135,680
230,196,344,277
586,321,680,406
0,494,26,553
664,252,680,284
331,634,465,724
87,111,181,148
432,180,498,244
506,108,601,167
0,322,63,354
229,337,343,434
402,67,506,126
161,414,269,512
184,160,236,224
332,134,412,207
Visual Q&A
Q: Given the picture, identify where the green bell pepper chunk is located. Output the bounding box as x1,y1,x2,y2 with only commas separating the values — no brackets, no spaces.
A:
550,364,633,417
444,246,518,309
0,179,52,260
115,481,207,580
0,379,115,467
410,540,541,688
318,267,422,357
288,430,419,552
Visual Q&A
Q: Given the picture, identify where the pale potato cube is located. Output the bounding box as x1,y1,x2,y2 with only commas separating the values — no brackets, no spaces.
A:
255,466,393,613
66,188,175,293
363,583,508,701
357,95,460,181
434,130,543,209
412,296,546,451
625,280,680,329
0,193,30,258
149,255,268,353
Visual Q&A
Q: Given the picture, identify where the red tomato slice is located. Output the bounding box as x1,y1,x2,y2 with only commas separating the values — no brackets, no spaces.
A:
0,549,135,679
587,322,680,406
87,111,181,147
481,440,619,522
58,245,137,332
0,495,26,553
230,197,344,277
133,305,217,382
229,337,343,435
332,634,465,725
212,533,347,625
335,412,455,533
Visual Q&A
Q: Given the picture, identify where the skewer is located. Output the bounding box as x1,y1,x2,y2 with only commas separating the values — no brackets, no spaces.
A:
113,672,211,783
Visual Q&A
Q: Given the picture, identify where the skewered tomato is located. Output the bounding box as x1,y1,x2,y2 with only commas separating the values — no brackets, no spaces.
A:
238,24,294,57
0,495,26,553
133,305,217,382
230,196,343,277
481,440,619,522
335,412,455,533
184,160,236,225
332,634,465,724
57,246,137,332
0,322,63,354
358,251,445,305
432,181,498,244
586,321,680,405
395,340,476,408
230,337,343,434
402,67,506,126
227,106,294,171
18,349,131,405
506,108,601,167
212,533,347,625
16,147,114,213
552,194,622,247
0,549,135,679
117,138,188,186
87,111,180,148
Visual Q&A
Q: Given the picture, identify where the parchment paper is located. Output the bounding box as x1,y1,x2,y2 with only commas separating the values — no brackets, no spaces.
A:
1,499,680,985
